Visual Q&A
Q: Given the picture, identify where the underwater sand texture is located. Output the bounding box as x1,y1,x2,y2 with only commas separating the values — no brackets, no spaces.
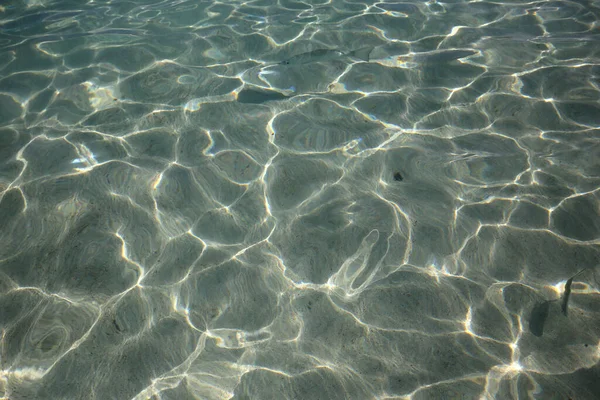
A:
1,0,600,399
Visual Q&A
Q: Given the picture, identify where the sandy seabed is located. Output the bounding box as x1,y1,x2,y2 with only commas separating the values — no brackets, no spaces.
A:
1,0,600,399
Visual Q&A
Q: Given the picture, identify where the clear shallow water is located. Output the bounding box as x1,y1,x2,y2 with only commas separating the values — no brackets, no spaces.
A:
0,0,600,398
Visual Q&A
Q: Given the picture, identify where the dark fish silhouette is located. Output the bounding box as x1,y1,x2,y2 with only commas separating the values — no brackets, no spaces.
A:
561,267,588,316
280,46,374,66
236,88,289,104
561,277,574,316
530,265,596,337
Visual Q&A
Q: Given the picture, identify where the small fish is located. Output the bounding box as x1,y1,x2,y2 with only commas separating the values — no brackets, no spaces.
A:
280,46,374,66
561,267,589,316
561,277,574,316
395,49,478,65
530,265,596,336
236,88,289,104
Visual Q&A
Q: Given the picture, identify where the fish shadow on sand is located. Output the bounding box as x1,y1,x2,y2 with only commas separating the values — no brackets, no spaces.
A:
529,266,598,337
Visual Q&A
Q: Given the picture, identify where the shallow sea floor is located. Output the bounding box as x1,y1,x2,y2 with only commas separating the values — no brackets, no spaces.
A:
1,0,600,399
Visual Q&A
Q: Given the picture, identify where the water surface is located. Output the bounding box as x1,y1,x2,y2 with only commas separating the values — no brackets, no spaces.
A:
1,0,600,399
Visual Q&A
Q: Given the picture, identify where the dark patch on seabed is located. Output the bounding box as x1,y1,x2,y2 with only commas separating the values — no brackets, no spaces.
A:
529,300,550,337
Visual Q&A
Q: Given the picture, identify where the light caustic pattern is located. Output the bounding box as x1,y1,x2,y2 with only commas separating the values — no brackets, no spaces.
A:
0,0,599,399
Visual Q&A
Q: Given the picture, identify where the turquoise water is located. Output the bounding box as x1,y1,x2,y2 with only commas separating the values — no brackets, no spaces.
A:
1,0,599,399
